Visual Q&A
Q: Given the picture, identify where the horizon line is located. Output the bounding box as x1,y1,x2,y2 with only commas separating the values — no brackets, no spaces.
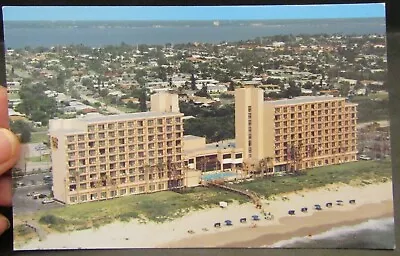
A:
4,17,385,22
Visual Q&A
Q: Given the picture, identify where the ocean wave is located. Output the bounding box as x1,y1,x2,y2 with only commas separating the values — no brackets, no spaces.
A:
267,217,395,249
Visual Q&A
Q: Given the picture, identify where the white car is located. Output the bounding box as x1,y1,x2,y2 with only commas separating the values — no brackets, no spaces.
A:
359,155,371,160
42,199,55,204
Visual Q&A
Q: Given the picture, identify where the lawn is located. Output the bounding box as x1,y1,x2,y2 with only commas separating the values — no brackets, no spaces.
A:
30,132,49,144
33,187,248,232
231,159,392,198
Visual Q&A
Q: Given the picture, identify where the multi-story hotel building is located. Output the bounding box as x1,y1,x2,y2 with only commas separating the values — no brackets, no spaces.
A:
235,85,358,172
49,93,187,204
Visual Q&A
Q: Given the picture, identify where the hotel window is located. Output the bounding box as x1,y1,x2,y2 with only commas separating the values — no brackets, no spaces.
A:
88,125,95,132
109,139,116,146
119,146,125,153
120,189,127,195
128,121,134,128
138,121,144,127
130,187,136,194
166,118,172,124
138,136,144,142
118,131,125,136
80,195,87,202
108,123,115,129
78,143,85,149
88,142,95,148
148,120,154,126
67,136,75,142
129,160,135,167
157,119,163,125
119,138,125,144
109,147,116,154
128,129,134,136
70,196,77,203
101,192,107,199
118,123,125,129
98,124,105,130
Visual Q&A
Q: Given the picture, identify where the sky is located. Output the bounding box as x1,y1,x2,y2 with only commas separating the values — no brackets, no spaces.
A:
2,4,385,21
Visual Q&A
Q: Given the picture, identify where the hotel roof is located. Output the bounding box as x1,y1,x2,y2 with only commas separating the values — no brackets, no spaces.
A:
268,95,345,106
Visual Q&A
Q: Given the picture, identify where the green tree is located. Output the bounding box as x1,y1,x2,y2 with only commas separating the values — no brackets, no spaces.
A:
10,120,32,143
228,81,235,91
139,88,147,112
339,83,351,97
190,73,197,91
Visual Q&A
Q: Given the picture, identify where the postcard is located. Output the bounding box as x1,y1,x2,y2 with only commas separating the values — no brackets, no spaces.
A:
2,3,395,250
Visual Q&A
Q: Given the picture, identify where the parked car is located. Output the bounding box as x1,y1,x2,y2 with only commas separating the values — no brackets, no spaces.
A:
359,155,371,160
38,194,47,199
42,199,55,204
16,182,25,187
26,192,32,197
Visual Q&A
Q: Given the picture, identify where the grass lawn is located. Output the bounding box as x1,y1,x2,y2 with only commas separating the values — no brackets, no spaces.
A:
26,155,50,162
30,132,49,144
231,159,392,198
32,187,248,232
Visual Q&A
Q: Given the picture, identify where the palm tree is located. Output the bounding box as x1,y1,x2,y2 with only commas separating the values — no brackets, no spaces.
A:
265,157,274,176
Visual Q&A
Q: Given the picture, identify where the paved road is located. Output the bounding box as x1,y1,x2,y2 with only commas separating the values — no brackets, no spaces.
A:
13,184,63,215
80,94,124,114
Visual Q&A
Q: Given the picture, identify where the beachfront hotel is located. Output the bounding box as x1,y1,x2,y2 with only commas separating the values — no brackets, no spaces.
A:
49,88,358,204
49,93,201,204
235,85,358,173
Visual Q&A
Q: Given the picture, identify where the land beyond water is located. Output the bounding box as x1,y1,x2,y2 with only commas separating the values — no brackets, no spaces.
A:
15,182,393,250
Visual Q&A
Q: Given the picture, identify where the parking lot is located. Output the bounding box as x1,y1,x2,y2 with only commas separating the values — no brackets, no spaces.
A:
13,173,64,215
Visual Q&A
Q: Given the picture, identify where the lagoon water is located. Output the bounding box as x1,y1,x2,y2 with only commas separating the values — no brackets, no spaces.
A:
4,18,386,49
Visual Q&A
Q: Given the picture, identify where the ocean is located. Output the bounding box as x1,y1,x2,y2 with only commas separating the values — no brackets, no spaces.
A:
268,217,395,249
3,18,386,49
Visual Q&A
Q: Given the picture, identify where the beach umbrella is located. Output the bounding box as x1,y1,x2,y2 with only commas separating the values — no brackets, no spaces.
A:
225,220,233,226
252,215,260,221
314,204,322,210
240,218,247,223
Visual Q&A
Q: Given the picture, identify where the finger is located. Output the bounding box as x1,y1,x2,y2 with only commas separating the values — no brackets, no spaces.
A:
0,214,10,235
0,176,12,206
0,128,21,176
0,86,9,129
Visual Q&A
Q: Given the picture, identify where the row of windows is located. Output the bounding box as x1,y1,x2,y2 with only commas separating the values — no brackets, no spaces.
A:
274,101,355,113
69,183,170,203
275,133,356,141
68,157,183,172
275,119,356,128
275,155,357,164
274,145,356,156
68,125,183,142
67,151,183,166
67,134,183,150
275,123,356,132
67,142,182,158
86,117,182,132
275,110,356,120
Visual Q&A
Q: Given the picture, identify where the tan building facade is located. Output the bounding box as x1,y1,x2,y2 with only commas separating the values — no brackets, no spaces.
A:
49,111,185,204
235,85,358,173
150,92,179,113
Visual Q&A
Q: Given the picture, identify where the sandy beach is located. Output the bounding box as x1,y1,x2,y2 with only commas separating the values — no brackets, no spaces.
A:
16,182,394,250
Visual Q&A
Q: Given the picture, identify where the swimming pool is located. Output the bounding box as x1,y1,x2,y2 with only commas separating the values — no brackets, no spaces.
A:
202,172,237,181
